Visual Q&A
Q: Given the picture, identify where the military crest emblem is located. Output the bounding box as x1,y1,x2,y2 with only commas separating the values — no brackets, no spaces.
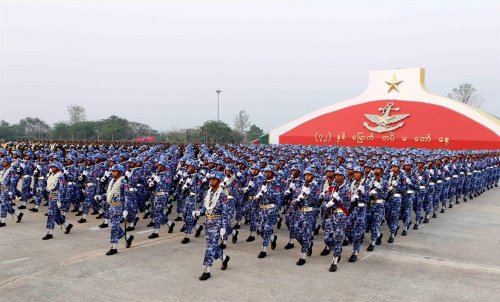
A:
363,102,410,133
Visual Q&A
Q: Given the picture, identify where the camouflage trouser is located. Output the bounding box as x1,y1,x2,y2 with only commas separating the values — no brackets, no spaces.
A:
1,193,16,218
20,176,32,201
234,196,245,222
441,181,450,206
369,202,384,241
110,205,124,244
63,183,78,212
457,174,465,199
257,208,277,247
286,206,299,239
449,177,458,202
323,212,347,257
295,212,315,253
82,184,97,215
349,206,366,252
434,182,443,210
222,199,235,241
203,218,223,267
464,175,472,197
402,192,415,227
125,190,138,224
414,188,426,222
46,198,65,230
424,185,435,215
34,180,47,206
183,196,197,234
152,196,168,229
245,199,259,233
386,195,401,233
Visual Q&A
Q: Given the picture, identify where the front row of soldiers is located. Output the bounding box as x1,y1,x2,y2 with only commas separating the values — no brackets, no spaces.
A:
0,145,498,280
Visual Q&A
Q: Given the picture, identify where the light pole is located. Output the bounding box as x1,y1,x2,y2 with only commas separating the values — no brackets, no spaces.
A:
216,89,221,121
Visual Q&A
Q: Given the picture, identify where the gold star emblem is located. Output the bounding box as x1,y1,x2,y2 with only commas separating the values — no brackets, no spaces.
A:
385,74,403,93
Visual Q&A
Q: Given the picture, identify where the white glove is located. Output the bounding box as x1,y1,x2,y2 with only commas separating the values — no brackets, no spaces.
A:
418,176,423,181
200,169,206,176
289,182,296,190
444,166,450,172
8,191,13,197
406,179,412,185
100,176,107,182
182,172,188,178
219,228,226,238
202,177,208,183
261,185,268,193
332,192,340,200
37,164,42,170
36,187,42,193
242,187,249,193
154,175,161,183
374,181,382,189
104,171,111,177
192,210,200,218
63,169,69,175
369,189,377,196
325,200,334,208
392,180,398,186
301,186,311,195
429,170,435,176
255,192,263,199
82,170,88,176
357,186,365,194
123,210,128,219
182,184,189,191
125,171,132,178
94,195,102,201
57,201,62,208
390,171,394,177
20,163,26,169
236,171,242,177
319,192,325,199
248,181,254,188
351,194,359,201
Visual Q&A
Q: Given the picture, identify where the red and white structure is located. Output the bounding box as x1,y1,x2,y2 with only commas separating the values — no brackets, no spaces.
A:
269,68,500,150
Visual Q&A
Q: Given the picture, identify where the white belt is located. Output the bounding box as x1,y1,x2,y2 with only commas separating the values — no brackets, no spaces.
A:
445,177,451,181
38,177,46,180
356,203,366,207
67,182,76,185
189,192,196,196
227,196,234,200
86,183,97,187
419,186,426,190
459,172,465,175
452,175,458,178
372,199,384,204
136,184,143,187
393,193,401,198
407,190,414,194
22,175,31,179
437,180,443,184
429,182,435,186
467,173,472,176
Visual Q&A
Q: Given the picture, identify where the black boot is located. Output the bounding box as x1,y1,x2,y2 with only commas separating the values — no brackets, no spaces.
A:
423,217,430,223
277,217,282,229
96,213,104,219
175,216,183,222
233,223,240,230
106,248,118,256
258,251,267,258
219,242,226,249
148,232,159,239
75,211,83,216
65,223,73,234
232,230,238,244
91,210,99,215
271,235,278,250
143,212,150,219
78,218,87,224
98,223,108,228
0,222,6,227
18,205,26,210
376,233,383,245
440,208,445,213
348,254,358,262
402,229,408,236
17,212,24,223
29,208,38,212
181,237,190,244
195,225,204,237
320,246,330,256
448,203,453,208
221,256,230,270
329,263,338,272
314,224,320,236
71,208,78,213
179,224,186,232
388,234,394,243
246,235,255,242
296,258,306,266
126,225,135,231
342,238,350,246
147,221,154,228
413,223,419,230
199,272,211,281
126,235,134,248
284,242,295,249
307,242,313,257
42,234,53,240
367,244,375,251
168,222,175,233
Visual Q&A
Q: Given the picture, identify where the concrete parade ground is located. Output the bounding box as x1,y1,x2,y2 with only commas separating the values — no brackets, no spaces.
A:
1,188,499,302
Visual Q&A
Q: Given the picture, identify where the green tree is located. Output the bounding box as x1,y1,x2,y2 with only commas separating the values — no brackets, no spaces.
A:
202,120,234,143
246,124,264,143
51,122,71,140
99,115,131,141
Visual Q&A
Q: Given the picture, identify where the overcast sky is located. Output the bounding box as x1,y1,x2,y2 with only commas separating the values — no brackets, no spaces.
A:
1,0,499,132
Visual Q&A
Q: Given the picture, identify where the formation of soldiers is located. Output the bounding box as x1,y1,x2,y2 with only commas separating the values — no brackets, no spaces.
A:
0,142,498,280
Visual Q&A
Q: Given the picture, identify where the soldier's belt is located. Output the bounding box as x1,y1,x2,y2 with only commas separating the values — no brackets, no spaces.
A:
189,192,196,196
22,175,31,179
371,199,385,204
227,195,234,199
467,173,472,176
155,192,168,196
48,194,58,198
110,202,122,206
0,186,8,191
473,170,479,173
459,172,465,175
332,208,345,214
206,214,221,220
67,182,76,185
38,177,46,180
248,196,257,201
419,186,426,190
86,182,97,187
452,175,458,178
356,203,366,207
445,177,451,181
136,184,143,187
406,190,415,194
299,207,314,212
437,180,443,184
260,204,275,209
393,193,402,198
429,182,435,186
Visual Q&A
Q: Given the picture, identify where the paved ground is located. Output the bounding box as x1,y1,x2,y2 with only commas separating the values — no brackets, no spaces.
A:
1,188,500,302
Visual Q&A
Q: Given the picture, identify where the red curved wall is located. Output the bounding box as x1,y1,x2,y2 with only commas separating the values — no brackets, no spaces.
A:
279,100,500,150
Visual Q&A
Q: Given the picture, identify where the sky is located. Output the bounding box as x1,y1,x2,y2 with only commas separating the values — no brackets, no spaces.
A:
1,0,499,132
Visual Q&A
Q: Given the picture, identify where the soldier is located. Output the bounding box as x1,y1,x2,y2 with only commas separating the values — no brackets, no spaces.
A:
323,167,350,272
292,168,320,265
18,150,35,209
401,160,416,236
42,161,73,239
123,157,141,230
30,155,50,212
193,171,230,281
347,166,370,262
180,159,204,244
318,165,336,256
77,155,99,223
283,164,304,250
220,164,240,247
255,166,283,258
242,164,265,242
366,162,387,251
63,155,80,216
103,164,134,255
147,159,176,239
386,161,403,243
414,158,429,229
0,156,24,227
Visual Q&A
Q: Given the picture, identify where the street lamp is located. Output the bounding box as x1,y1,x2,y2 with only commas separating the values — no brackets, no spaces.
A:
216,89,221,121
